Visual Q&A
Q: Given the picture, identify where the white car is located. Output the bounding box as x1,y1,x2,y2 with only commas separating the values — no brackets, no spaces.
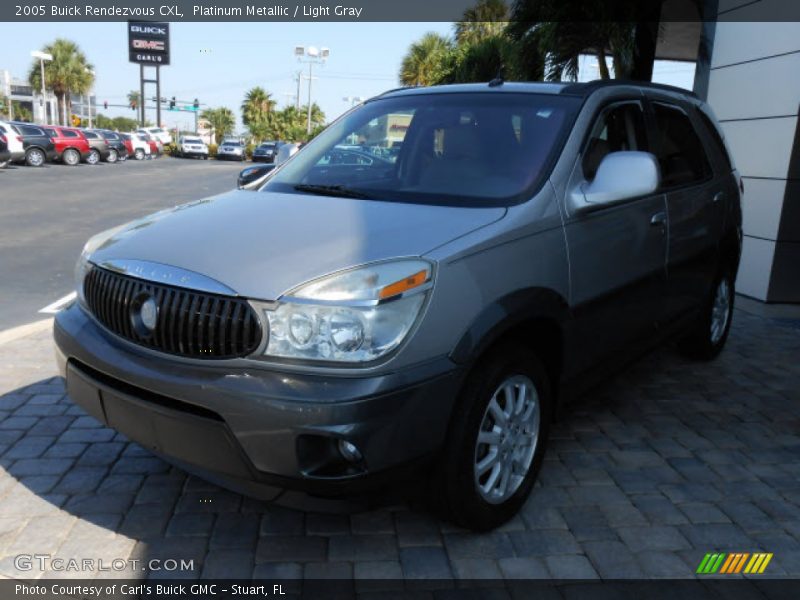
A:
217,140,246,161
127,133,152,160
176,136,209,159
0,120,26,164
137,127,172,145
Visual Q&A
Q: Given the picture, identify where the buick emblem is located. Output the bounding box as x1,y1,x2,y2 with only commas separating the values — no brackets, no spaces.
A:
139,297,158,331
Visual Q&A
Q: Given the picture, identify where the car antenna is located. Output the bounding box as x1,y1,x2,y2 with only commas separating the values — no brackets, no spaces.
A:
488,65,505,87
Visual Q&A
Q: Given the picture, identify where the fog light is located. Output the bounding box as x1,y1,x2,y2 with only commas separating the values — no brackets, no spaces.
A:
338,439,362,463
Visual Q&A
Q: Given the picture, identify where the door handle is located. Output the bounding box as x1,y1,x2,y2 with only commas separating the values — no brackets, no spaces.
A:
650,212,667,227
713,191,726,203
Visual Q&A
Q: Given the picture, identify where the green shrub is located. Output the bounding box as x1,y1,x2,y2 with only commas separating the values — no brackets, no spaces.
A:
207,143,218,157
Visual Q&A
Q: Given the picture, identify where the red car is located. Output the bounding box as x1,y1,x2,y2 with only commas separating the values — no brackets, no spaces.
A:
43,126,92,166
141,133,162,157
121,134,134,156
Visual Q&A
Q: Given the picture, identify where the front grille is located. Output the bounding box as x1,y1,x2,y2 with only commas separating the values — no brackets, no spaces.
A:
83,266,262,359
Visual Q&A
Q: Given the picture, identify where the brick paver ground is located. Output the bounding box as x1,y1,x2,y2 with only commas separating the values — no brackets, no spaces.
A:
0,304,798,582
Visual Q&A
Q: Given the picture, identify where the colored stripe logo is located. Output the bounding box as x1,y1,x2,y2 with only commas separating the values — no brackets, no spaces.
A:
696,552,773,574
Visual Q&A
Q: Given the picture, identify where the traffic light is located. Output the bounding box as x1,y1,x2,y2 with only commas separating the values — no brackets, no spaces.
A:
193,98,200,110
169,96,176,110
103,101,108,110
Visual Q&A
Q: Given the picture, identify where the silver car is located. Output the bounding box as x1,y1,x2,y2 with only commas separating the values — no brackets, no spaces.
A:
55,81,741,530
217,139,246,161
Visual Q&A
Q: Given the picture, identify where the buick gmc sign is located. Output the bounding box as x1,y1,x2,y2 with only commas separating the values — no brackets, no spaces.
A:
128,21,170,65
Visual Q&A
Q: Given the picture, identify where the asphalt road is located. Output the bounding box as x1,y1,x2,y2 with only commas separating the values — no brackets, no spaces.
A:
0,157,247,331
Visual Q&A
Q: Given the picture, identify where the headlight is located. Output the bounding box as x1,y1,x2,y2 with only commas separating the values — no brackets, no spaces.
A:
262,260,432,364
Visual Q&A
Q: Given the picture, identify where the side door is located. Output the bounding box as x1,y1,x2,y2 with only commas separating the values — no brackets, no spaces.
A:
563,99,668,376
646,98,723,319
43,127,65,155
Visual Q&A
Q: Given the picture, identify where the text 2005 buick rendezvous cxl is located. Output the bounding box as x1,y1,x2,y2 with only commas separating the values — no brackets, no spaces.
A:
55,81,741,530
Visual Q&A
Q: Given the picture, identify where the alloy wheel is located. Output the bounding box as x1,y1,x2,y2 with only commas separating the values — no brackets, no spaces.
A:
86,150,99,165
107,149,118,163
27,149,44,166
710,278,731,344
474,375,540,504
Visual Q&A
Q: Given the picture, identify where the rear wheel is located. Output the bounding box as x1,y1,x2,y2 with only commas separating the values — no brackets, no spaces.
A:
86,149,100,165
433,343,552,531
25,148,45,167
134,148,145,160
678,266,735,360
62,148,80,166
107,149,118,164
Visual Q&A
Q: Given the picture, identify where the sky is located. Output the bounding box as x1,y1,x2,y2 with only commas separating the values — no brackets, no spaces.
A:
1,21,695,132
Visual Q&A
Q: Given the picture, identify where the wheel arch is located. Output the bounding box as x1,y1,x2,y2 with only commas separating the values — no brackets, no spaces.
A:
450,287,569,398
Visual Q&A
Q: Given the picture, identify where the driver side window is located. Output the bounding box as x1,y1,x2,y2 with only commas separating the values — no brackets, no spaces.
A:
583,102,648,181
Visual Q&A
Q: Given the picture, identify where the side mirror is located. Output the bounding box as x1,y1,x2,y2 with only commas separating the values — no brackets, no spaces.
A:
574,151,659,211
237,164,276,190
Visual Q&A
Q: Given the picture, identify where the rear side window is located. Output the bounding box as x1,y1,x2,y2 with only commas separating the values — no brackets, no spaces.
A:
651,102,711,188
83,131,99,139
583,102,649,181
63,130,79,138
43,128,57,137
695,109,733,173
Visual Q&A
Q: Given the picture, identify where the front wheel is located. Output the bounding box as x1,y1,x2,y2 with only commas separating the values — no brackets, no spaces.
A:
433,343,552,531
62,148,80,166
106,149,118,164
678,268,735,360
134,148,145,160
86,149,99,165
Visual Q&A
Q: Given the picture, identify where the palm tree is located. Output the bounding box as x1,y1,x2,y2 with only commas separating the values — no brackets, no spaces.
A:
28,39,94,125
454,0,509,46
200,107,236,144
241,87,277,141
399,33,454,87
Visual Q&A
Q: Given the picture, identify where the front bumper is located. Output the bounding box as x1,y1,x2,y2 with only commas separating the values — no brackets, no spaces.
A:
54,303,461,497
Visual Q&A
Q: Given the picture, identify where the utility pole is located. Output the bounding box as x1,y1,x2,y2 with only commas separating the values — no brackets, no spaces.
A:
295,71,302,110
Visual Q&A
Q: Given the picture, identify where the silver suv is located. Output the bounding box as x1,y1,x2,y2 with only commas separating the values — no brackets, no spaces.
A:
55,81,741,530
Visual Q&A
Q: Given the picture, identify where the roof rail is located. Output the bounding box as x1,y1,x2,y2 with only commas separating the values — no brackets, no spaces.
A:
560,79,698,98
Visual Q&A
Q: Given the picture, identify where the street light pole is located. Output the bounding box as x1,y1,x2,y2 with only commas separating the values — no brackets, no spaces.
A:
85,68,94,128
31,50,53,125
295,45,329,137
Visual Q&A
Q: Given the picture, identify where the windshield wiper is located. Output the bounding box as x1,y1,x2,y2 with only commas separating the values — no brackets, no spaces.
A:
293,184,373,200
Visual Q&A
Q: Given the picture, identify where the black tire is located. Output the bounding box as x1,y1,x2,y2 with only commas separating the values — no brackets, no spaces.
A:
25,148,46,167
134,148,145,161
107,149,118,164
86,149,100,165
433,342,552,531
678,266,735,361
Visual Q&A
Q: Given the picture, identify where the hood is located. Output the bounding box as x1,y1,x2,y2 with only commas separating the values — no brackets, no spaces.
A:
89,190,506,300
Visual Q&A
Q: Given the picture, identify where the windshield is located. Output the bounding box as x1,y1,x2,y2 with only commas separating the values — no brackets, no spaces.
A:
223,140,241,146
183,138,203,144
263,92,580,206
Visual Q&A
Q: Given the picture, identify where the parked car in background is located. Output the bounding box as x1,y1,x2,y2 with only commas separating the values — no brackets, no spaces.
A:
140,132,162,158
42,126,92,166
120,134,134,158
125,133,151,160
0,134,10,168
251,141,280,163
137,126,172,145
80,130,111,165
217,139,246,161
176,136,209,159
0,120,26,165
93,130,128,163
9,123,57,167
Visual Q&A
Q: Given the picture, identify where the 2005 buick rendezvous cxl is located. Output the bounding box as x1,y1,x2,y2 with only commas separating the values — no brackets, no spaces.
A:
55,80,742,530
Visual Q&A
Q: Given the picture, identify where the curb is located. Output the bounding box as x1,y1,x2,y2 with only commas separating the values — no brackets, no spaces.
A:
0,318,53,347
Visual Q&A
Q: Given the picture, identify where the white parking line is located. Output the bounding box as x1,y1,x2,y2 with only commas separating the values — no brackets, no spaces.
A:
38,292,77,314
